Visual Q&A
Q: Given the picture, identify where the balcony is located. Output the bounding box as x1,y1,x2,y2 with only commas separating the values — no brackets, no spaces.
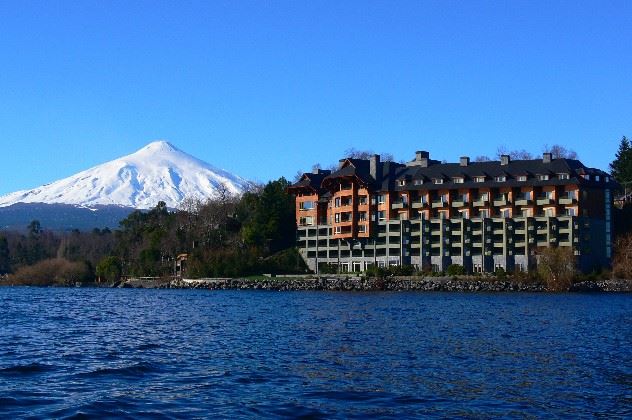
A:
559,197,577,205
536,197,553,205
391,200,408,210
432,200,447,208
451,200,467,208
473,198,489,207
515,199,532,206
493,197,508,206
411,200,428,209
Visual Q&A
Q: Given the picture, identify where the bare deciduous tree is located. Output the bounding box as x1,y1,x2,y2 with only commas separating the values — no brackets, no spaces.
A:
612,233,632,279
537,246,576,291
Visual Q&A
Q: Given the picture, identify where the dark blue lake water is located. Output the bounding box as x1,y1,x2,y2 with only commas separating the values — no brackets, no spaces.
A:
0,288,630,418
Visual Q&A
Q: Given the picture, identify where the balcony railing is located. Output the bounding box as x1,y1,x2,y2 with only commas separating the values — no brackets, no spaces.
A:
473,198,488,207
493,197,508,206
559,197,577,205
391,200,408,209
515,199,532,206
432,200,447,208
536,197,553,205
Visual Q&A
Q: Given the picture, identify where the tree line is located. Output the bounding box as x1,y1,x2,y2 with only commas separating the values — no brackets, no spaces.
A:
1,177,305,285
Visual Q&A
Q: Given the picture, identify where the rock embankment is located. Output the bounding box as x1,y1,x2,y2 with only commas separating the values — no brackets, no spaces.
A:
164,276,548,292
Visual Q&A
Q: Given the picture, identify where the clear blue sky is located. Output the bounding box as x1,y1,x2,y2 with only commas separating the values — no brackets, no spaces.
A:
0,1,630,194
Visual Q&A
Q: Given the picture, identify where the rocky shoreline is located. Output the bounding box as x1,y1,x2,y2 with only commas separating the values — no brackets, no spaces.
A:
110,276,632,292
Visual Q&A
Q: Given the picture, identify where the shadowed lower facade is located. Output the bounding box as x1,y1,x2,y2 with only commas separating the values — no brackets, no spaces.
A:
288,151,616,274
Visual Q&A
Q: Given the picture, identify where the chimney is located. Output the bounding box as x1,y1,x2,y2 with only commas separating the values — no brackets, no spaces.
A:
500,155,510,166
338,158,346,169
460,156,470,167
370,154,381,180
543,153,552,163
415,150,429,168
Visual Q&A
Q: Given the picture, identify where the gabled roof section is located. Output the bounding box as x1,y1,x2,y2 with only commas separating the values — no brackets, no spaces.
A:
287,169,332,194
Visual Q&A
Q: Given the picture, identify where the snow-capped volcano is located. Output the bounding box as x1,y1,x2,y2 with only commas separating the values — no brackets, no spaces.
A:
0,141,251,209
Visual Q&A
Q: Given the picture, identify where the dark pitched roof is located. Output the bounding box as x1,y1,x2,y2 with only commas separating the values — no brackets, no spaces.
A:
287,170,331,193
321,158,406,190
395,158,615,191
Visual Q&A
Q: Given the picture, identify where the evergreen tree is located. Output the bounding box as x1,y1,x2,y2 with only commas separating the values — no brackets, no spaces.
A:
0,236,10,274
610,136,632,192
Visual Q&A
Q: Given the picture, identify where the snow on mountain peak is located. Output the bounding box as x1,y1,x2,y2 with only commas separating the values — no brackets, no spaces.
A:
0,141,252,210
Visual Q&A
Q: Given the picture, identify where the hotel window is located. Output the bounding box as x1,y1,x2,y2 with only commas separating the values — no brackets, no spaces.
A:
334,226,341,234
460,210,469,219
538,174,550,181
433,178,444,184
501,209,511,218
334,213,340,223
474,176,485,183
358,195,368,205
595,175,601,182
299,201,314,210
565,208,576,216
521,209,531,217
378,210,386,221
479,209,489,218
358,224,367,233
334,197,341,207
545,208,555,217
518,175,527,182
480,192,489,201
441,193,449,203
495,176,506,182
377,194,386,204
522,191,531,200
299,217,313,226
439,210,449,219
358,212,367,221
453,177,464,184
605,176,610,182
558,173,569,180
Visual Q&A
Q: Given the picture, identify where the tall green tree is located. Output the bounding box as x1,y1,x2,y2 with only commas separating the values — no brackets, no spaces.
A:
0,236,10,274
238,177,295,253
610,136,632,192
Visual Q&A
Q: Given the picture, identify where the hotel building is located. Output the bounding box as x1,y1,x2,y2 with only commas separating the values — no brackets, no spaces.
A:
289,151,616,274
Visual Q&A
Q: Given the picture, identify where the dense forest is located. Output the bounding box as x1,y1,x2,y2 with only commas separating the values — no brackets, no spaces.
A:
0,178,306,284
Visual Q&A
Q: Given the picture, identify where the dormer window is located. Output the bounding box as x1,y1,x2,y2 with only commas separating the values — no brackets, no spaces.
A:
453,177,464,184
538,174,550,181
582,174,591,181
517,175,527,182
433,178,444,185
557,173,569,180
398,179,406,186
474,176,485,183
595,175,601,182
413,179,424,185
495,176,506,182
605,176,610,182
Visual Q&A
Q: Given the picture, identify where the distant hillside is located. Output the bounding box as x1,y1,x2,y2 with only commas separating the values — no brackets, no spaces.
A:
0,203,135,231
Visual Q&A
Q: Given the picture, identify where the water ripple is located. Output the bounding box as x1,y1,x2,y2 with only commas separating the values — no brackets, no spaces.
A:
0,288,631,418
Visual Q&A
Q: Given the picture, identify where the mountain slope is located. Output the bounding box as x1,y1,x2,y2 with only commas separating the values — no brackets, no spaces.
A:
0,141,251,209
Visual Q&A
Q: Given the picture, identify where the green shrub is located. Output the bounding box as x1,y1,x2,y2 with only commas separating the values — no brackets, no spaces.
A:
446,264,465,276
